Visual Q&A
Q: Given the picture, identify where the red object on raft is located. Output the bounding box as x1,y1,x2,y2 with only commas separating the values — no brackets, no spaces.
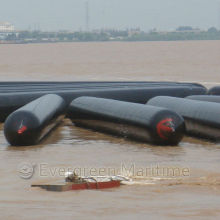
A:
71,180,121,190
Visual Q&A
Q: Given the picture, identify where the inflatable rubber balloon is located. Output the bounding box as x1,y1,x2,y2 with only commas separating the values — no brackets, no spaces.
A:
4,94,66,146
67,97,185,145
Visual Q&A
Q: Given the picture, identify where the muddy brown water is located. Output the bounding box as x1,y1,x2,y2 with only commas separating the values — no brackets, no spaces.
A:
0,41,220,220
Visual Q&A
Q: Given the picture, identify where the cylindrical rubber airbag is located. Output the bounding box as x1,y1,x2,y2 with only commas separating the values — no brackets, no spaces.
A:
147,96,220,140
67,97,185,145
187,95,220,104
0,81,206,93
4,94,66,146
208,86,220,95
0,86,207,122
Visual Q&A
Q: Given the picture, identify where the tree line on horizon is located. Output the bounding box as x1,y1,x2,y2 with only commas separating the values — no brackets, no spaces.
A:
4,26,220,42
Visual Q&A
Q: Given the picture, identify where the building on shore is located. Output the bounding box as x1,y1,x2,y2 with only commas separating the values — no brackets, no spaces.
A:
0,22,16,41
0,22,15,33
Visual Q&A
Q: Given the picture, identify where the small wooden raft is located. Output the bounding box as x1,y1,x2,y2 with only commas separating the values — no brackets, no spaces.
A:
31,173,126,192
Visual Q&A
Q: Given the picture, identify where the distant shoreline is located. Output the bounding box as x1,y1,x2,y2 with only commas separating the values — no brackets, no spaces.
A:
1,28,220,44
1,39,220,45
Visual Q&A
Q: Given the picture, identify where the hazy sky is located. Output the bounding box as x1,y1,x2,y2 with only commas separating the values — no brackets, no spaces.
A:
0,0,220,31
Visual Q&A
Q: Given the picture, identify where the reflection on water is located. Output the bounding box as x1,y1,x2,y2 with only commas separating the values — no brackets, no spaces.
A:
0,41,220,219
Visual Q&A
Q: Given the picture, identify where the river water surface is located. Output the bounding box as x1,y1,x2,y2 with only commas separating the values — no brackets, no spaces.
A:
0,41,220,219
